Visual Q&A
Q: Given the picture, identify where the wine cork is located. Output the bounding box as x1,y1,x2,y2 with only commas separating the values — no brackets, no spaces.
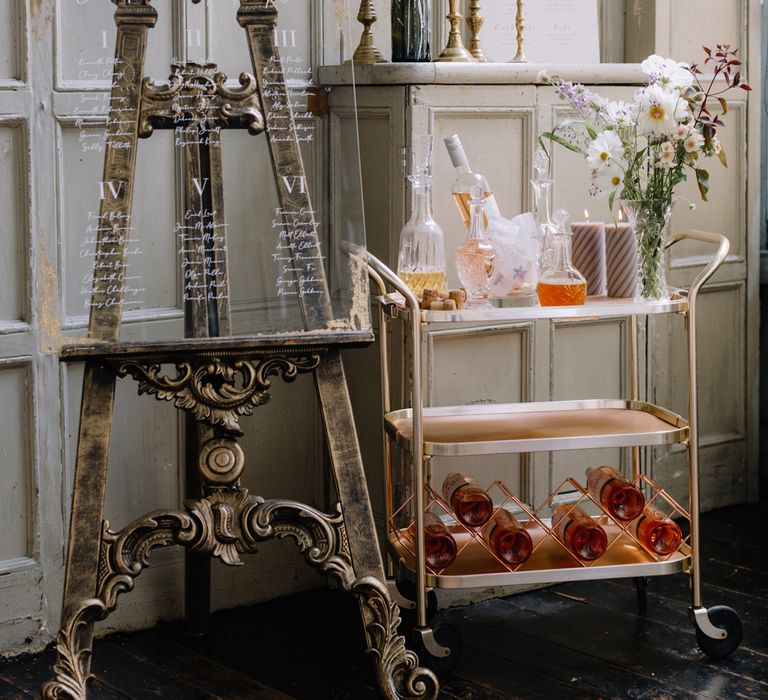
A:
421,289,438,309
605,223,638,298
571,222,607,296
449,289,467,309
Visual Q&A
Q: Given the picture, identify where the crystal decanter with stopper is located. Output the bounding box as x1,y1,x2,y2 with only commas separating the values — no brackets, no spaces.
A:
397,135,447,296
532,147,556,271
455,185,496,307
537,209,587,307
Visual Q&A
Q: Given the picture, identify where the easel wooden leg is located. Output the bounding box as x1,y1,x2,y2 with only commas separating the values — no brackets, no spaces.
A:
315,351,438,700
184,418,212,636
43,363,118,700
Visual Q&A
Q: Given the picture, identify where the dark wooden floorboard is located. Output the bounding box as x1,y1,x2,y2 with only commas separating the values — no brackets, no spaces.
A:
1,503,765,699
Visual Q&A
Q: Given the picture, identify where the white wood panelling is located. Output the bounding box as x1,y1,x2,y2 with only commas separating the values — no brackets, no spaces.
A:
0,1,21,82
0,364,32,561
0,124,25,324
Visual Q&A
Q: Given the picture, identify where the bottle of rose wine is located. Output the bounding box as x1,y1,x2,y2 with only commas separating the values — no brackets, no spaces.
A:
630,504,683,557
442,472,493,527
404,512,457,569
586,466,645,521
484,509,533,565
551,504,608,561
444,134,501,229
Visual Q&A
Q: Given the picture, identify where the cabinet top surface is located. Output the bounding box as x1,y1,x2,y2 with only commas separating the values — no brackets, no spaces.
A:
319,63,647,87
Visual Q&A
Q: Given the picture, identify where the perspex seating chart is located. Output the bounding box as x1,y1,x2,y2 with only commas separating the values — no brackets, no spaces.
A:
43,3,438,699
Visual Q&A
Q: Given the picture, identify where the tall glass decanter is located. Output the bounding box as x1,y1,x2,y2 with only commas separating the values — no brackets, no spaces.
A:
537,210,587,307
532,148,556,271
397,135,447,295
392,0,431,62
455,185,496,307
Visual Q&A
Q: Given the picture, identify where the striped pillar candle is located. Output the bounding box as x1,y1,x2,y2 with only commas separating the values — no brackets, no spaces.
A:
605,223,638,298
571,221,607,297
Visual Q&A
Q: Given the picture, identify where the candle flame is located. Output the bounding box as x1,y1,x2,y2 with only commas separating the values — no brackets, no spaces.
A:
584,209,590,222
618,210,624,223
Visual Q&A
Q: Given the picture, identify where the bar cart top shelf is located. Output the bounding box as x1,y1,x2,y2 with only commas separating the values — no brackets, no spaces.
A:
379,291,688,324
385,399,689,456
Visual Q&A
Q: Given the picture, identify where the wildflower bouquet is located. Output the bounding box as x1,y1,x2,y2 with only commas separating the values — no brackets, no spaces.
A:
541,45,750,299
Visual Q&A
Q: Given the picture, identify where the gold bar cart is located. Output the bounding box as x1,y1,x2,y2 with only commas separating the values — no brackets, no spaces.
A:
367,229,743,674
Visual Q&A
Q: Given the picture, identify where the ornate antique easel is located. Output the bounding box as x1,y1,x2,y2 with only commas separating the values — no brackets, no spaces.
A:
43,2,437,698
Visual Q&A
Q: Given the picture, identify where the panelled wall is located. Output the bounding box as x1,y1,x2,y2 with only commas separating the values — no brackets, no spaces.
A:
0,0,760,657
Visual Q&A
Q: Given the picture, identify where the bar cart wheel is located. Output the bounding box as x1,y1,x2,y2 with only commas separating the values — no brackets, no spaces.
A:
694,606,743,660
411,623,463,676
396,579,439,628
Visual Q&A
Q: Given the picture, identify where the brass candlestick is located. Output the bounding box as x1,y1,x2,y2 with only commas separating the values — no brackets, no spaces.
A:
436,0,474,63
351,0,386,65
512,0,526,63
467,0,488,62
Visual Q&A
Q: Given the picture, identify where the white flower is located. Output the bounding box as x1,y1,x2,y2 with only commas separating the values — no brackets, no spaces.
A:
641,54,694,91
602,100,637,127
636,84,690,137
657,149,676,169
684,131,704,153
673,124,691,141
712,137,722,155
587,131,623,169
590,163,624,197
660,141,676,155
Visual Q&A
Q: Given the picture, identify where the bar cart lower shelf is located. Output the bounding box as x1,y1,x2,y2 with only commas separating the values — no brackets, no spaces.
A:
367,229,744,681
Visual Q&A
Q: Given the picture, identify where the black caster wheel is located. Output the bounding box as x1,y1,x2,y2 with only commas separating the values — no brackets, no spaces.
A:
411,623,463,677
395,579,438,629
694,606,743,660
633,576,649,612
395,579,437,627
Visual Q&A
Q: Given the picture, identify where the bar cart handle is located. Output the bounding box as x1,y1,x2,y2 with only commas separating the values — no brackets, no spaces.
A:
664,229,730,299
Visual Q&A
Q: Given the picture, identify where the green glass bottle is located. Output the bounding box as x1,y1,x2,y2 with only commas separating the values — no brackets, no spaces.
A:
392,0,431,62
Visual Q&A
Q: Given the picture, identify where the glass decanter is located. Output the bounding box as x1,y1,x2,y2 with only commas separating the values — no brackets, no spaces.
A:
397,135,447,296
532,148,556,272
537,210,587,306
455,185,496,308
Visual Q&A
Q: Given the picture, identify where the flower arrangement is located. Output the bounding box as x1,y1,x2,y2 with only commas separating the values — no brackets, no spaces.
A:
540,46,750,299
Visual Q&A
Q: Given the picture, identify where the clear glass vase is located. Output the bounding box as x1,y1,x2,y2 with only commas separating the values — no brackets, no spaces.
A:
620,199,673,301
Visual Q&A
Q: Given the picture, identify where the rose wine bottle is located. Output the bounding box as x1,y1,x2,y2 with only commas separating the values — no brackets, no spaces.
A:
404,512,457,569
484,509,533,565
586,466,645,521
444,134,501,229
551,504,608,561
442,472,493,528
631,504,683,557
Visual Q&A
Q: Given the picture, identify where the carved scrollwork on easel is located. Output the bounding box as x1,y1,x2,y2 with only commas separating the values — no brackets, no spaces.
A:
116,354,321,435
139,63,265,137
